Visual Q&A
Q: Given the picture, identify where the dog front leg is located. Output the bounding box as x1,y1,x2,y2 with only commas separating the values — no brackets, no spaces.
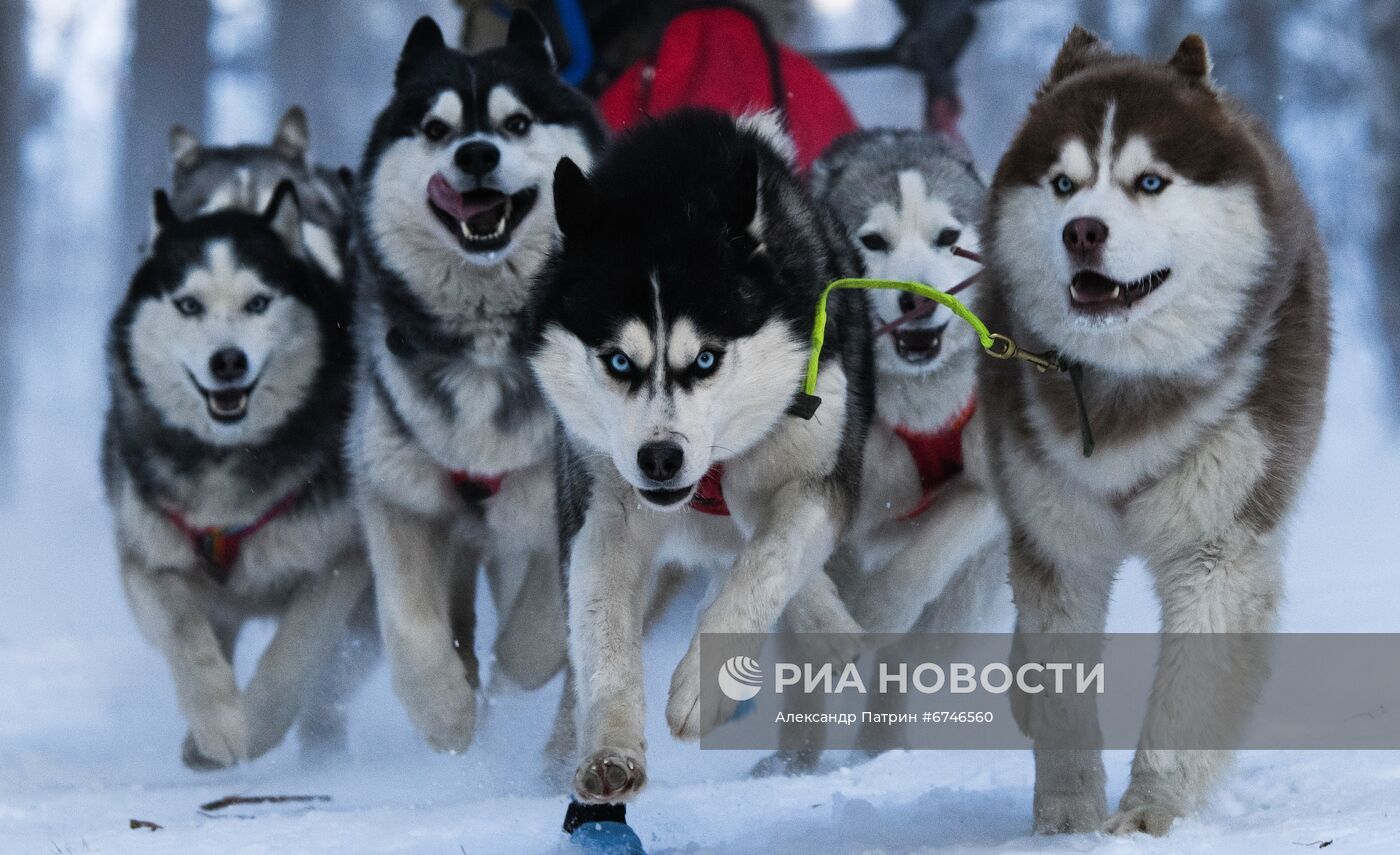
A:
1107,531,1281,836
1008,532,1116,835
362,496,478,752
569,508,652,803
492,546,568,691
667,481,840,740
121,560,247,769
854,478,1005,635
241,550,372,760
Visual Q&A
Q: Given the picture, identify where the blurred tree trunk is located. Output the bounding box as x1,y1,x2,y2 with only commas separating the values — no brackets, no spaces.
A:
1145,0,1188,60
1076,0,1112,40
0,0,23,294
270,0,364,168
119,0,212,261
0,0,25,475
1367,0,1400,415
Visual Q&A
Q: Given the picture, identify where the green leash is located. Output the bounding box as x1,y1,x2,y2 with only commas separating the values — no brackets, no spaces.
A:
794,277,1096,457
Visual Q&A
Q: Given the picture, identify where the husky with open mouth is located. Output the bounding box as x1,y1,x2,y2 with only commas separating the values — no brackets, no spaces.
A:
347,13,604,753
528,110,873,812
979,30,1330,836
103,183,372,769
755,129,1012,777
167,106,353,282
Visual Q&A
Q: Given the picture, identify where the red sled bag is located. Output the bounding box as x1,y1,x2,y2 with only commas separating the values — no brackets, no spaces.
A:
598,2,858,172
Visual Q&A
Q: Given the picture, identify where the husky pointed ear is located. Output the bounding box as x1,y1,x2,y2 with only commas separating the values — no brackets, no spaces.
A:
1040,26,1109,95
169,125,200,171
553,157,600,240
273,106,309,161
722,148,760,233
263,180,305,255
397,16,446,88
506,9,556,73
1168,34,1214,86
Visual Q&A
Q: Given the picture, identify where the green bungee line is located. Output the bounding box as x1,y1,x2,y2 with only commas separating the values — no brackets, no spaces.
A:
802,278,995,397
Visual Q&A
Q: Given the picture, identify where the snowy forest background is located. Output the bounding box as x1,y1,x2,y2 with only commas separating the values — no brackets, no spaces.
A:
2,1,1399,853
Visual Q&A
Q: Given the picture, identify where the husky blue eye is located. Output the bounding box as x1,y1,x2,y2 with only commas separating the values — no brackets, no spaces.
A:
1137,173,1168,194
174,296,204,317
695,351,715,371
606,352,632,375
1052,174,1076,196
244,294,272,314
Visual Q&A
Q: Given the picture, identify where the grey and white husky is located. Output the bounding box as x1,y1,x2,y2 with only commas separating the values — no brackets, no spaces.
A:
528,110,873,803
168,106,353,281
978,29,1330,836
347,13,605,753
756,130,1010,776
103,183,371,769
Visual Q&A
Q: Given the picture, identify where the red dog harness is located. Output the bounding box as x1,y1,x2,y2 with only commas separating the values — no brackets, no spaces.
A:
893,399,976,521
163,490,302,584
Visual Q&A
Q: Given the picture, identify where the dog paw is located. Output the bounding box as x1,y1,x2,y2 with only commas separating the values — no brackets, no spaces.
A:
182,698,249,770
1104,803,1181,837
573,748,646,803
394,667,477,753
750,749,820,778
666,642,735,741
1032,790,1107,835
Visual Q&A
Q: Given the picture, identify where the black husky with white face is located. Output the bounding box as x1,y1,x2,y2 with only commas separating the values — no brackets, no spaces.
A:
530,110,872,509
358,13,605,358
528,112,874,803
105,183,351,468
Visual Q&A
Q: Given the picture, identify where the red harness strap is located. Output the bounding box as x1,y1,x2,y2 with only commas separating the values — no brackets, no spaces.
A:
893,399,976,521
688,464,730,516
163,490,303,585
450,469,506,504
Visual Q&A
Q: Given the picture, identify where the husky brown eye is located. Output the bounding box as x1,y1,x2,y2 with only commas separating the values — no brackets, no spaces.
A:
503,113,532,136
859,233,889,252
1051,174,1076,197
1136,173,1169,194
422,119,450,142
244,294,272,315
173,296,204,317
936,228,961,248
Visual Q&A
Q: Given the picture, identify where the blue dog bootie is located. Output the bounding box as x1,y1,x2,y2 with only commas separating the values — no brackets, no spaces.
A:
564,801,646,854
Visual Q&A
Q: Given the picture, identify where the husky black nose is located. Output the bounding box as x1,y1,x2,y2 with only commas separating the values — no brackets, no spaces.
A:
209,347,249,382
455,141,500,177
1062,217,1109,260
637,442,684,483
897,292,934,315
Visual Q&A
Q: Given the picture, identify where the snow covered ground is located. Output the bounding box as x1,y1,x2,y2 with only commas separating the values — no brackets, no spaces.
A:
2,1,1399,852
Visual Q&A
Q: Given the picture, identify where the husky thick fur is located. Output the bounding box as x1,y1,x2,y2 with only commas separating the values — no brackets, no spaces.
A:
528,110,873,803
347,13,604,753
168,107,353,280
978,29,1330,836
757,130,1011,776
102,184,371,769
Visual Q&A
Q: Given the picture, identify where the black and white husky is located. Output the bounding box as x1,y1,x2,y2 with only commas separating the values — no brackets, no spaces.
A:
756,130,1011,776
168,107,353,281
528,110,874,804
103,183,370,769
347,13,605,753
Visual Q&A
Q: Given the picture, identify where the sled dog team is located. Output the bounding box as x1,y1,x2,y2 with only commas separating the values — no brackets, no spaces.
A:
104,12,1328,842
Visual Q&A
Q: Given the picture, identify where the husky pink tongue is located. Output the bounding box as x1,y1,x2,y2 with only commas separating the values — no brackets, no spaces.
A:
427,173,505,222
